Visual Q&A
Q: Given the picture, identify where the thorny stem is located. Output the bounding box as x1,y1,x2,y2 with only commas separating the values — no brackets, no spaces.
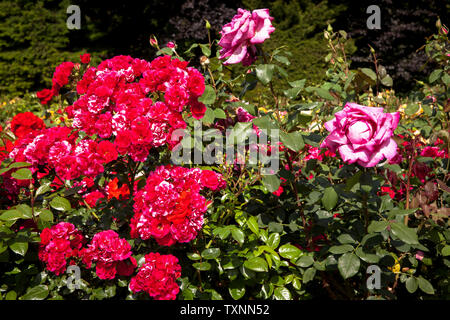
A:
362,192,369,233
404,138,416,226
126,156,139,199
29,182,37,224
207,67,217,92
370,46,380,95
260,47,281,122
83,199,100,221
207,26,212,49
321,273,339,300
192,241,204,292
284,149,309,248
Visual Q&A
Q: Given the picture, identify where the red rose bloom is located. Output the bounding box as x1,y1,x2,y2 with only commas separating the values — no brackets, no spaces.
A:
96,140,118,163
130,252,181,300
190,100,207,120
36,88,54,105
80,53,91,64
10,112,45,139
52,61,74,93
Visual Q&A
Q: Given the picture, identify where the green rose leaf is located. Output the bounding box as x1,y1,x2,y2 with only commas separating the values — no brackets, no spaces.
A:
201,248,221,260
289,79,306,88
406,277,418,293
229,281,246,300
198,85,216,105
368,220,389,233
247,216,259,235
296,255,314,268
390,223,419,245
361,68,377,81
338,253,360,279
231,228,245,245
322,186,338,211
274,55,290,66
355,247,380,264
104,285,116,298
303,267,316,283
199,44,211,57
314,87,335,100
0,209,23,222
279,244,302,260
193,262,212,271
267,233,280,249
187,252,201,261
280,131,305,152
244,257,268,272
9,241,28,256
283,87,303,100
273,286,292,300
50,196,71,211
329,244,354,254
35,182,51,197
442,245,450,256
201,107,215,124
157,47,174,56
16,204,32,219
8,162,32,169
380,75,393,87
429,69,443,83
213,226,231,240
38,209,53,222
417,276,435,295
255,64,275,85
5,291,17,300
405,103,419,115
262,174,281,193
337,234,356,244
11,168,32,180
214,108,226,119
19,285,49,300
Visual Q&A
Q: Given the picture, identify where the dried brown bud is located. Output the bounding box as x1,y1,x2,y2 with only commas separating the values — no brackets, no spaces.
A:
200,55,210,66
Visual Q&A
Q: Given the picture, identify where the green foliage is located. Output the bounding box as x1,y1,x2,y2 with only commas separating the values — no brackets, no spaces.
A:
0,1,79,96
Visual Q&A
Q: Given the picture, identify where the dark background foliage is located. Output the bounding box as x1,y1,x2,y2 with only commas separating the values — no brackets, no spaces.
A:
0,0,448,96
333,0,449,92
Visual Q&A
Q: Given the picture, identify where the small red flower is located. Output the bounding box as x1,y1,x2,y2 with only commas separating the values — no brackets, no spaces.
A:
80,53,91,64
36,88,54,105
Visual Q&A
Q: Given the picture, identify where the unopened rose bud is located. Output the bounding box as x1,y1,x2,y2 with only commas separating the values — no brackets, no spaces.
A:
205,19,211,30
327,24,333,32
149,36,158,47
167,41,176,49
441,26,449,35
